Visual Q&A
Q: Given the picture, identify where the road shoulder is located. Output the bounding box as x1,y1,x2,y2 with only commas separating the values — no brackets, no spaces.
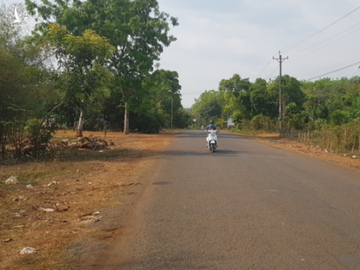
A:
222,130,360,172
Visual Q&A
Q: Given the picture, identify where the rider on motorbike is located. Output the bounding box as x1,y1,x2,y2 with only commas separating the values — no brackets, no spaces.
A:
205,120,217,131
205,120,217,148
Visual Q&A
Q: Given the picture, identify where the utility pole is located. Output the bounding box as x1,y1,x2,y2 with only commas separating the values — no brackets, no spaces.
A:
273,51,288,136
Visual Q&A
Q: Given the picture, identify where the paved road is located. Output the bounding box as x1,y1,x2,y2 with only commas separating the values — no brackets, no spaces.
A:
94,130,360,269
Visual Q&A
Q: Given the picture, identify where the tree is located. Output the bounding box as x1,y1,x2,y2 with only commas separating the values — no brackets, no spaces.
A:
330,110,347,125
0,3,58,159
192,90,224,124
219,74,251,94
142,69,182,130
200,101,222,120
268,75,305,119
219,74,252,121
26,0,179,134
47,23,115,136
250,78,277,118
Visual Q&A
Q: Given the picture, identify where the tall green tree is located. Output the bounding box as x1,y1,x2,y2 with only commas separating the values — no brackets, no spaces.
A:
268,75,305,120
0,3,57,159
250,78,277,117
47,23,115,135
192,90,224,124
26,0,179,134
219,74,251,94
219,74,252,122
142,69,182,129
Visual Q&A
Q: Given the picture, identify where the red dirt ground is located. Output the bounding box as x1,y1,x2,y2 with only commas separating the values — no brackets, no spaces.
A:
0,130,178,270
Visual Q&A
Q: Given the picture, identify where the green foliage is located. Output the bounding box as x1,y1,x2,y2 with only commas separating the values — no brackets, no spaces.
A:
330,110,347,125
24,118,57,158
268,75,305,107
251,114,269,130
347,97,360,120
221,74,253,121
201,101,222,119
215,119,224,128
47,23,115,126
0,3,58,160
141,69,182,129
26,0,179,132
231,111,246,126
192,90,224,125
287,113,306,130
219,74,251,93
134,110,165,134
192,73,360,139
174,109,192,129
250,78,277,118
0,0,182,161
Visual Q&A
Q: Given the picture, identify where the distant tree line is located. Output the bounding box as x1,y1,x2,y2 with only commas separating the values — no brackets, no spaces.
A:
192,74,360,153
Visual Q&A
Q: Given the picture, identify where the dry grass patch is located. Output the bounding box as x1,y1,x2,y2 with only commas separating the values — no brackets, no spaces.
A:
0,131,178,270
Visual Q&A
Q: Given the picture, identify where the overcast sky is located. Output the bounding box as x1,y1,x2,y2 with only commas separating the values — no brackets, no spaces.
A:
4,0,360,107
156,0,360,107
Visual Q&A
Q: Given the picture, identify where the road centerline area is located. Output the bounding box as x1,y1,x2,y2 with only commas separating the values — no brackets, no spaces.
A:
86,130,360,270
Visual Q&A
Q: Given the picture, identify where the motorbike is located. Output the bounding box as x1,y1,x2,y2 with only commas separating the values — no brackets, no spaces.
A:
206,129,218,152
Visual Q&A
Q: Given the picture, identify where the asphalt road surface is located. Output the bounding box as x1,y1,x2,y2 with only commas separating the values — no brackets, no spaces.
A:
93,130,360,269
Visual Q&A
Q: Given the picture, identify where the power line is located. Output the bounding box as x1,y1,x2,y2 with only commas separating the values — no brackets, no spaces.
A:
288,21,360,58
335,66,360,78
281,5,360,53
288,26,360,63
266,66,278,79
307,60,360,80
296,53,360,78
256,58,273,78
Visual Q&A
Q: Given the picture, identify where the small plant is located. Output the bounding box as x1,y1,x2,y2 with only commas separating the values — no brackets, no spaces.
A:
23,117,58,159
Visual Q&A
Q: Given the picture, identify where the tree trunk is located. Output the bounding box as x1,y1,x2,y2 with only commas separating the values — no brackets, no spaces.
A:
76,110,83,137
121,87,130,135
124,103,129,135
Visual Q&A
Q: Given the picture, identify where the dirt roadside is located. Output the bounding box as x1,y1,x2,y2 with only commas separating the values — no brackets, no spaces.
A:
0,130,178,270
224,131,360,171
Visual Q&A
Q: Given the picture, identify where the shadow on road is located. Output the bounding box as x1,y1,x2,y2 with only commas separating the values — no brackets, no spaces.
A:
177,131,248,139
160,149,247,157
